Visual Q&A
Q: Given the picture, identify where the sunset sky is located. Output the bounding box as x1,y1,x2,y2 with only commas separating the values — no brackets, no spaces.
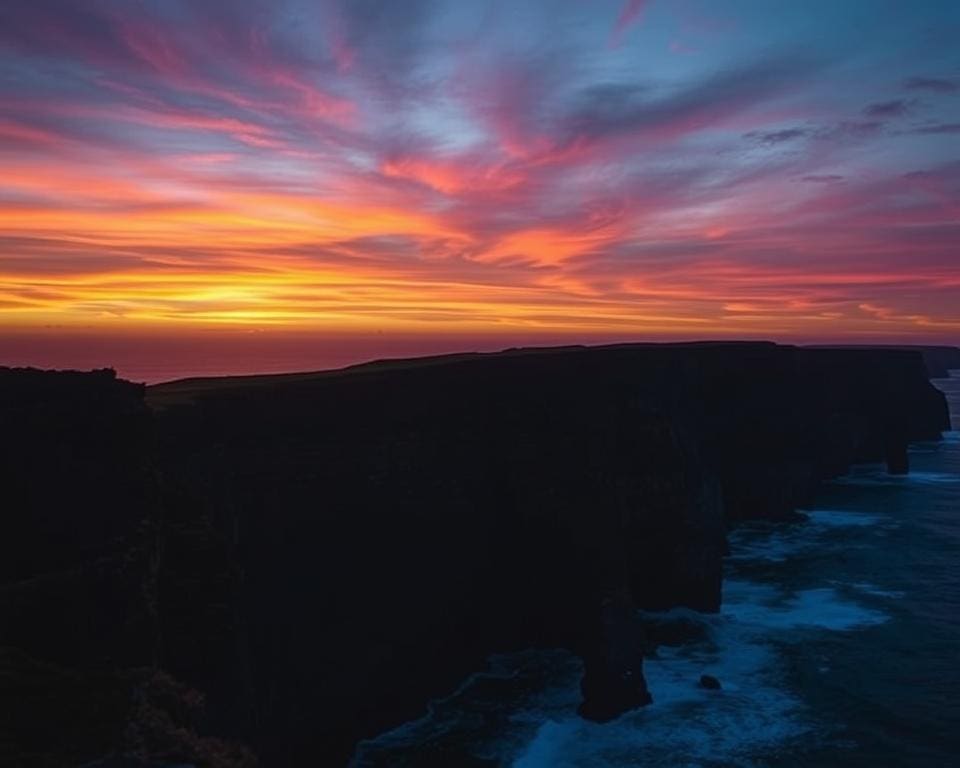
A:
1,0,959,378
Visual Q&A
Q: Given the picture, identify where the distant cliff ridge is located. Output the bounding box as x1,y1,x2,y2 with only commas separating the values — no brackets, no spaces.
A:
0,343,953,766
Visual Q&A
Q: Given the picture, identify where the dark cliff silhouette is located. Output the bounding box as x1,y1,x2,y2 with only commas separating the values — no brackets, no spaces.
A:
809,344,960,379
0,342,954,766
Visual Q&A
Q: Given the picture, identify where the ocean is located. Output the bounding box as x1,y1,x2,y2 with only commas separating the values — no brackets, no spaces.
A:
0,333,637,385
353,372,960,767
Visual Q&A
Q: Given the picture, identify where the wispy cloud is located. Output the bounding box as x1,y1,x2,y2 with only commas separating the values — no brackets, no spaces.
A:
745,127,808,145
912,122,960,134
863,99,914,118
904,76,958,93
610,0,651,47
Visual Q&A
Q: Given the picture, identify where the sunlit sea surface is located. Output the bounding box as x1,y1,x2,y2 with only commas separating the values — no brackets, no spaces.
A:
353,372,960,767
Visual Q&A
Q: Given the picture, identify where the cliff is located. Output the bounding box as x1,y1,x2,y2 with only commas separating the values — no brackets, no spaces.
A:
0,368,253,768
0,343,952,766
809,344,960,379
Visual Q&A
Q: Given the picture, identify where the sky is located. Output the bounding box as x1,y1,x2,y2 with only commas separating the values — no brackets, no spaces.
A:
1,0,959,377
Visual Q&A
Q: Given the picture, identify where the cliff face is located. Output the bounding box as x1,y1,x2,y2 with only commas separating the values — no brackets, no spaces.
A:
0,369,158,767
916,345,960,378
0,368,251,768
145,343,950,764
152,345,728,764
809,344,960,379
0,368,158,667
0,344,952,766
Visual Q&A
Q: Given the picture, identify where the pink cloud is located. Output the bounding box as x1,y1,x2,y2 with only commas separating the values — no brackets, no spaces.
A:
610,0,650,48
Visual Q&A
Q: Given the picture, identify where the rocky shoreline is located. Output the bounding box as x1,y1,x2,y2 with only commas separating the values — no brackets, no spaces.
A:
0,342,953,766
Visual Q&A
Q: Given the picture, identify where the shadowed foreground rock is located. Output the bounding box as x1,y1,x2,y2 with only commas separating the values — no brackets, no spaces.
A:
0,368,253,768
0,342,952,765
577,590,653,722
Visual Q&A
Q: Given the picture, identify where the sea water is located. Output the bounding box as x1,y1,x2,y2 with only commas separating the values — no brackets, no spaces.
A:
354,373,960,767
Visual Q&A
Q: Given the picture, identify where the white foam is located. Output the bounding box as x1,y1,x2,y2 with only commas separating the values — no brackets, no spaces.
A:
512,667,808,768
358,571,889,767
833,469,958,487
510,578,825,767
728,522,808,558
724,580,888,631
847,582,906,599
512,576,891,766
727,508,890,565
906,471,960,484
724,581,888,632
804,509,888,527
727,536,792,563
786,588,888,630
546,508,888,766
352,650,583,766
